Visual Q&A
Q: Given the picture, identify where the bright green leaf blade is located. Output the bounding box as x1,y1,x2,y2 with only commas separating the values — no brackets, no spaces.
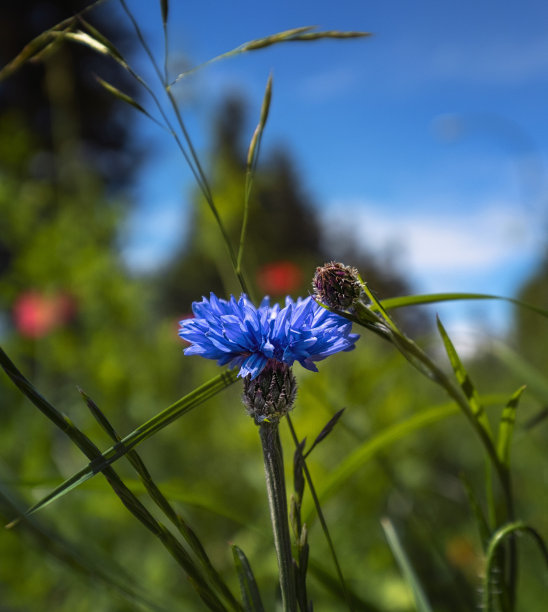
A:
303,395,506,522
381,518,433,612
380,292,548,319
10,370,238,520
436,317,492,436
232,545,265,612
497,386,526,468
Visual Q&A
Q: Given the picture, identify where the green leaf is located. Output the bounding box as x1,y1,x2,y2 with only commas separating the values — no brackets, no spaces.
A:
380,292,548,319
79,389,241,611
497,386,526,468
303,395,506,521
231,545,265,612
7,369,238,520
436,316,492,437
381,519,433,612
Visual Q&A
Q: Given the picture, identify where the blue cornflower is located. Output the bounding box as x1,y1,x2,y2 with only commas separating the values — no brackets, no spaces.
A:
179,293,359,380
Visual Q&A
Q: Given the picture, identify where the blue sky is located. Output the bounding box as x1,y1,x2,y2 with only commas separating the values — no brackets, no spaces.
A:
117,0,548,344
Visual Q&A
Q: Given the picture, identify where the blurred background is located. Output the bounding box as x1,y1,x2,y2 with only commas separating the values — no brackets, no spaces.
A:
0,1,547,610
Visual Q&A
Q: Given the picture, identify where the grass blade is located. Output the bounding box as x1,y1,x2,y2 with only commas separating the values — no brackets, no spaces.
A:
380,292,548,319
436,316,492,437
79,389,241,611
304,395,507,520
497,386,526,469
232,545,265,612
171,27,370,86
0,345,238,519
482,521,548,612
381,518,433,612
286,416,352,611
237,74,273,278
304,408,345,459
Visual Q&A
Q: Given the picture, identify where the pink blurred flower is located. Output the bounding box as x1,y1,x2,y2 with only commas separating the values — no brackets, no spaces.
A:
13,291,75,338
257,261,302,295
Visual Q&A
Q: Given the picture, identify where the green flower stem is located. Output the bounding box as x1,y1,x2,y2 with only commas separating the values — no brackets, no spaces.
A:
259,421,297,612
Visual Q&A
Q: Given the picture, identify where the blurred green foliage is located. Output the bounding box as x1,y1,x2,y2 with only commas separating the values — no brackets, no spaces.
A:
0,3,547,612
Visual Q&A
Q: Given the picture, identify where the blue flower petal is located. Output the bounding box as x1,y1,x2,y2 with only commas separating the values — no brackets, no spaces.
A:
178,293,359,379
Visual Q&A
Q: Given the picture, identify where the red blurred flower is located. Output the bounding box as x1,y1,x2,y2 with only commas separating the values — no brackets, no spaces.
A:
13,291,75,339
257,261,302,295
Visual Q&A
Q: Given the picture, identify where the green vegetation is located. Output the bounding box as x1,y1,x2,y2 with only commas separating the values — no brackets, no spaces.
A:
0,2,547,611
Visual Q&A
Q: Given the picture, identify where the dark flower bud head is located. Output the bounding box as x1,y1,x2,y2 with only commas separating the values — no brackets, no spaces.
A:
242,360,297,425
313,261,360,310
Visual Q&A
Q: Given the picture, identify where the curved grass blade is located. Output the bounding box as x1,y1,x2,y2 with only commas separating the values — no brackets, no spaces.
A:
380,292,548,319
0,479,169,612
76,18,126,64
497,386,526,468
304,395,507,521
1,348,231,609
232,545,265,612
436,316,492,437
80,390,242,611
381,519,433,612
482,521,548,612
171,27,370,86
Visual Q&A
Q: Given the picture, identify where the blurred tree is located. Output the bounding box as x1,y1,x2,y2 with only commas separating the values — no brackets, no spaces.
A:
0,0,140,191
513,250,548,370
0,0,154,401
157,95,418,321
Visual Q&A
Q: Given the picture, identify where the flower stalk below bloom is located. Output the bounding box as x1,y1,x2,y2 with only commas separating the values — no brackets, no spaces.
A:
259,420,297,612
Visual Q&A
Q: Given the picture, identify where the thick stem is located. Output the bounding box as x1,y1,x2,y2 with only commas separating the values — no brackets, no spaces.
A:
259,421,297,612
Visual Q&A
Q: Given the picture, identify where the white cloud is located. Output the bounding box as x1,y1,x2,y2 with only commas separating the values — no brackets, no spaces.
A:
426,38,548,85
321,198,543,277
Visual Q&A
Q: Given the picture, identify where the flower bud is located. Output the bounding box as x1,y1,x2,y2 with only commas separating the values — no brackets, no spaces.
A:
243,360,297,425
312,261,360,310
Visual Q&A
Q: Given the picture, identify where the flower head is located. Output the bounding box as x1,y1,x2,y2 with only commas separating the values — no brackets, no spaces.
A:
313,261,361,310
179,293,359,380
242,361,297,424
